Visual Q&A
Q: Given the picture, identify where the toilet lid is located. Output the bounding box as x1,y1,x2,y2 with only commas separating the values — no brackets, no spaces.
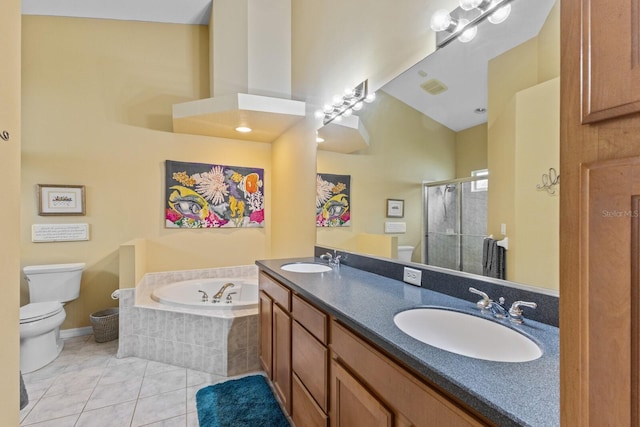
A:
20,302,63,323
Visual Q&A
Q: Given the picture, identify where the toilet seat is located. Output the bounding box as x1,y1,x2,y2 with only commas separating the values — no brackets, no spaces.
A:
20,302,63,323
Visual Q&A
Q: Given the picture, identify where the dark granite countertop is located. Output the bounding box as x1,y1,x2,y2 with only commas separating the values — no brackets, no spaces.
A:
256,257,559,427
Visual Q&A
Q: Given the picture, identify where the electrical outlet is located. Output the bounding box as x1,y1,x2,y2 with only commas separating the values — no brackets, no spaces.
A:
403,267,422,287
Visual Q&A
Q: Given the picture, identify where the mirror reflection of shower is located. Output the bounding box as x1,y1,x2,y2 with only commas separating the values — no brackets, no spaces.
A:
424,175,488,275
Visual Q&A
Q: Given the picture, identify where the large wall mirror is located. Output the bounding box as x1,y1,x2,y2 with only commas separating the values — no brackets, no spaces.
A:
316,0,559,293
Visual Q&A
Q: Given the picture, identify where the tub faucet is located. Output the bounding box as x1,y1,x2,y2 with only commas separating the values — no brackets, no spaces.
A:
320,251,342,267
213,282,235,303
198,290,208,302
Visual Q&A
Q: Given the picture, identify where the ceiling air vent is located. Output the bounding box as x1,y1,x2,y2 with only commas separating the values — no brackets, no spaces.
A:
420,79,448,95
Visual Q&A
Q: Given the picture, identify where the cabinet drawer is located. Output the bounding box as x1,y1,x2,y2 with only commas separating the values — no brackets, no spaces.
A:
292,293,328,344
331,321,487,427
292,320,328,412
259,272,290,310
293,373,328,427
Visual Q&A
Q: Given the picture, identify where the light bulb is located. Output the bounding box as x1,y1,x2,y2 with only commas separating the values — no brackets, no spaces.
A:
430,9,454,32
459,0,479,11
343,108,353,117
456,19,477,43
459,0,491,11
352,101,364,111
364,92,376,103
459,25,477,42
332,94,343,105
333,115,342,122
488,2,511,24
314,110,324,119
323,104,333,113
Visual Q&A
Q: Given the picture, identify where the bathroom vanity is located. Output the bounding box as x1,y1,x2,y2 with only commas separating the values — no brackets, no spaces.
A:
256,257,559,427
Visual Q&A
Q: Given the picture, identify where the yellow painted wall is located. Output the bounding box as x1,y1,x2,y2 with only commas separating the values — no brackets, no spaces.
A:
1,0,21,423
21,16,273,329
513,78,559,290
455,123,488,178
316,91,456,261
271,118,317,258
487,2,560,290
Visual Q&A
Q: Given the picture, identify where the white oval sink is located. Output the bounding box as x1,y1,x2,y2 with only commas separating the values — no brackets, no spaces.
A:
281,262,332,273
394,308,542,362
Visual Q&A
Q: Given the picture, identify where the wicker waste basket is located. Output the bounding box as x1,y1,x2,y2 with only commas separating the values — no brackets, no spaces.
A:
89,308,119,343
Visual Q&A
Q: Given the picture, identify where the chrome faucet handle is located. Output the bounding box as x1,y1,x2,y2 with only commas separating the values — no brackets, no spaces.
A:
225,292,237,304
508,301,538,324
469,287,491,309
198,290,208,302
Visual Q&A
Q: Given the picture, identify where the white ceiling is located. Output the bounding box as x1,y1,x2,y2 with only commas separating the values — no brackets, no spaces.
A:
22,0,212,25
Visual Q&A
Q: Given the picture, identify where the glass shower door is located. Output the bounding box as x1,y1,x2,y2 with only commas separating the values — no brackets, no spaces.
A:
425,183,460,270
424,177,488,274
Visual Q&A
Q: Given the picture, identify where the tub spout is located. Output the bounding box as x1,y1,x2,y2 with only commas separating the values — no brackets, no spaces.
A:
213,283,235,303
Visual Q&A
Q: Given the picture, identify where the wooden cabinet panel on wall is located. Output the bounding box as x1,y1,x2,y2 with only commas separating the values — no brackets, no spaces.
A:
273,303,292,414
259,273,292,415
580,158,640,425
258,291,273,377
582,0,640,122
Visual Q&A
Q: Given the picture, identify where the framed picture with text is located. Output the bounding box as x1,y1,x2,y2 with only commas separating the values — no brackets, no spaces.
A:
386,199,404,218
37,184,86,216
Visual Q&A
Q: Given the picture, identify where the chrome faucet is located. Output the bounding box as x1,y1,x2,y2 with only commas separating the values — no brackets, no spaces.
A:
197,290,208,302
486,297,508,319
320,250,342,267
469,287,537,323
508,301,538,324
212,282,235,303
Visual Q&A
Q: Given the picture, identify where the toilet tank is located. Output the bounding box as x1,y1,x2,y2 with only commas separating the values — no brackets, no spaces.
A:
398,246,413,262
23,263,85,303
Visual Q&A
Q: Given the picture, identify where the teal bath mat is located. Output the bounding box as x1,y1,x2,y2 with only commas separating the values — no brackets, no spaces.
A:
196,374,289,427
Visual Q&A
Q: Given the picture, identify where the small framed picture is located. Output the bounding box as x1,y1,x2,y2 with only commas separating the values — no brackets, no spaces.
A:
37,184,86,216
386,199,404,218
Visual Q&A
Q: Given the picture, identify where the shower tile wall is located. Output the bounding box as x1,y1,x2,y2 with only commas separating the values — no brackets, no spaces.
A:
426,181,487,275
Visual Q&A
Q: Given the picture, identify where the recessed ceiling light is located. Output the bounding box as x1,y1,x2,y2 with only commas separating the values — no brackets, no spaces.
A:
235,126,252,133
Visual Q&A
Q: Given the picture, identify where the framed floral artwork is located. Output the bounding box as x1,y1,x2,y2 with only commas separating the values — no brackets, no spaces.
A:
316,173,350,227
37,184,86,216
165,160,264,228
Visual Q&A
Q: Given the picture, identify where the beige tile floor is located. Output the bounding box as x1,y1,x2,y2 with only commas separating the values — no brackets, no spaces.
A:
19,335,234,426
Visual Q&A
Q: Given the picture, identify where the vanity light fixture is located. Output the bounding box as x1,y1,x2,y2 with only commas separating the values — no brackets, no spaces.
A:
316,80,376,126
430,0,513,48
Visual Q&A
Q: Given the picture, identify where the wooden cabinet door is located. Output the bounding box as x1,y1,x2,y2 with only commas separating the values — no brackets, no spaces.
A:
331,360,393,427
582,0,640,122
579,158,640,425
258,291,273,377
273,303,292,414
292,320,328,412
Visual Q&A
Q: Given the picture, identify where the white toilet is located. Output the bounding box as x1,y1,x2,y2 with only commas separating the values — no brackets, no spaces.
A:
398,245,414,262
20,263,85,373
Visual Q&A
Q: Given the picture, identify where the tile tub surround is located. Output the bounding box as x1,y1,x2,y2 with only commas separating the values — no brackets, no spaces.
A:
315,245,560,327
117,265,260,377
257,257,560,427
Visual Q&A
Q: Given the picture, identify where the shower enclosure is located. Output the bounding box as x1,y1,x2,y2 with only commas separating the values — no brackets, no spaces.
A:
423,176,488,275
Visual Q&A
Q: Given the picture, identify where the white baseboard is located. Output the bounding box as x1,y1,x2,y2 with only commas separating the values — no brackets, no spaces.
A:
60,326,93,339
